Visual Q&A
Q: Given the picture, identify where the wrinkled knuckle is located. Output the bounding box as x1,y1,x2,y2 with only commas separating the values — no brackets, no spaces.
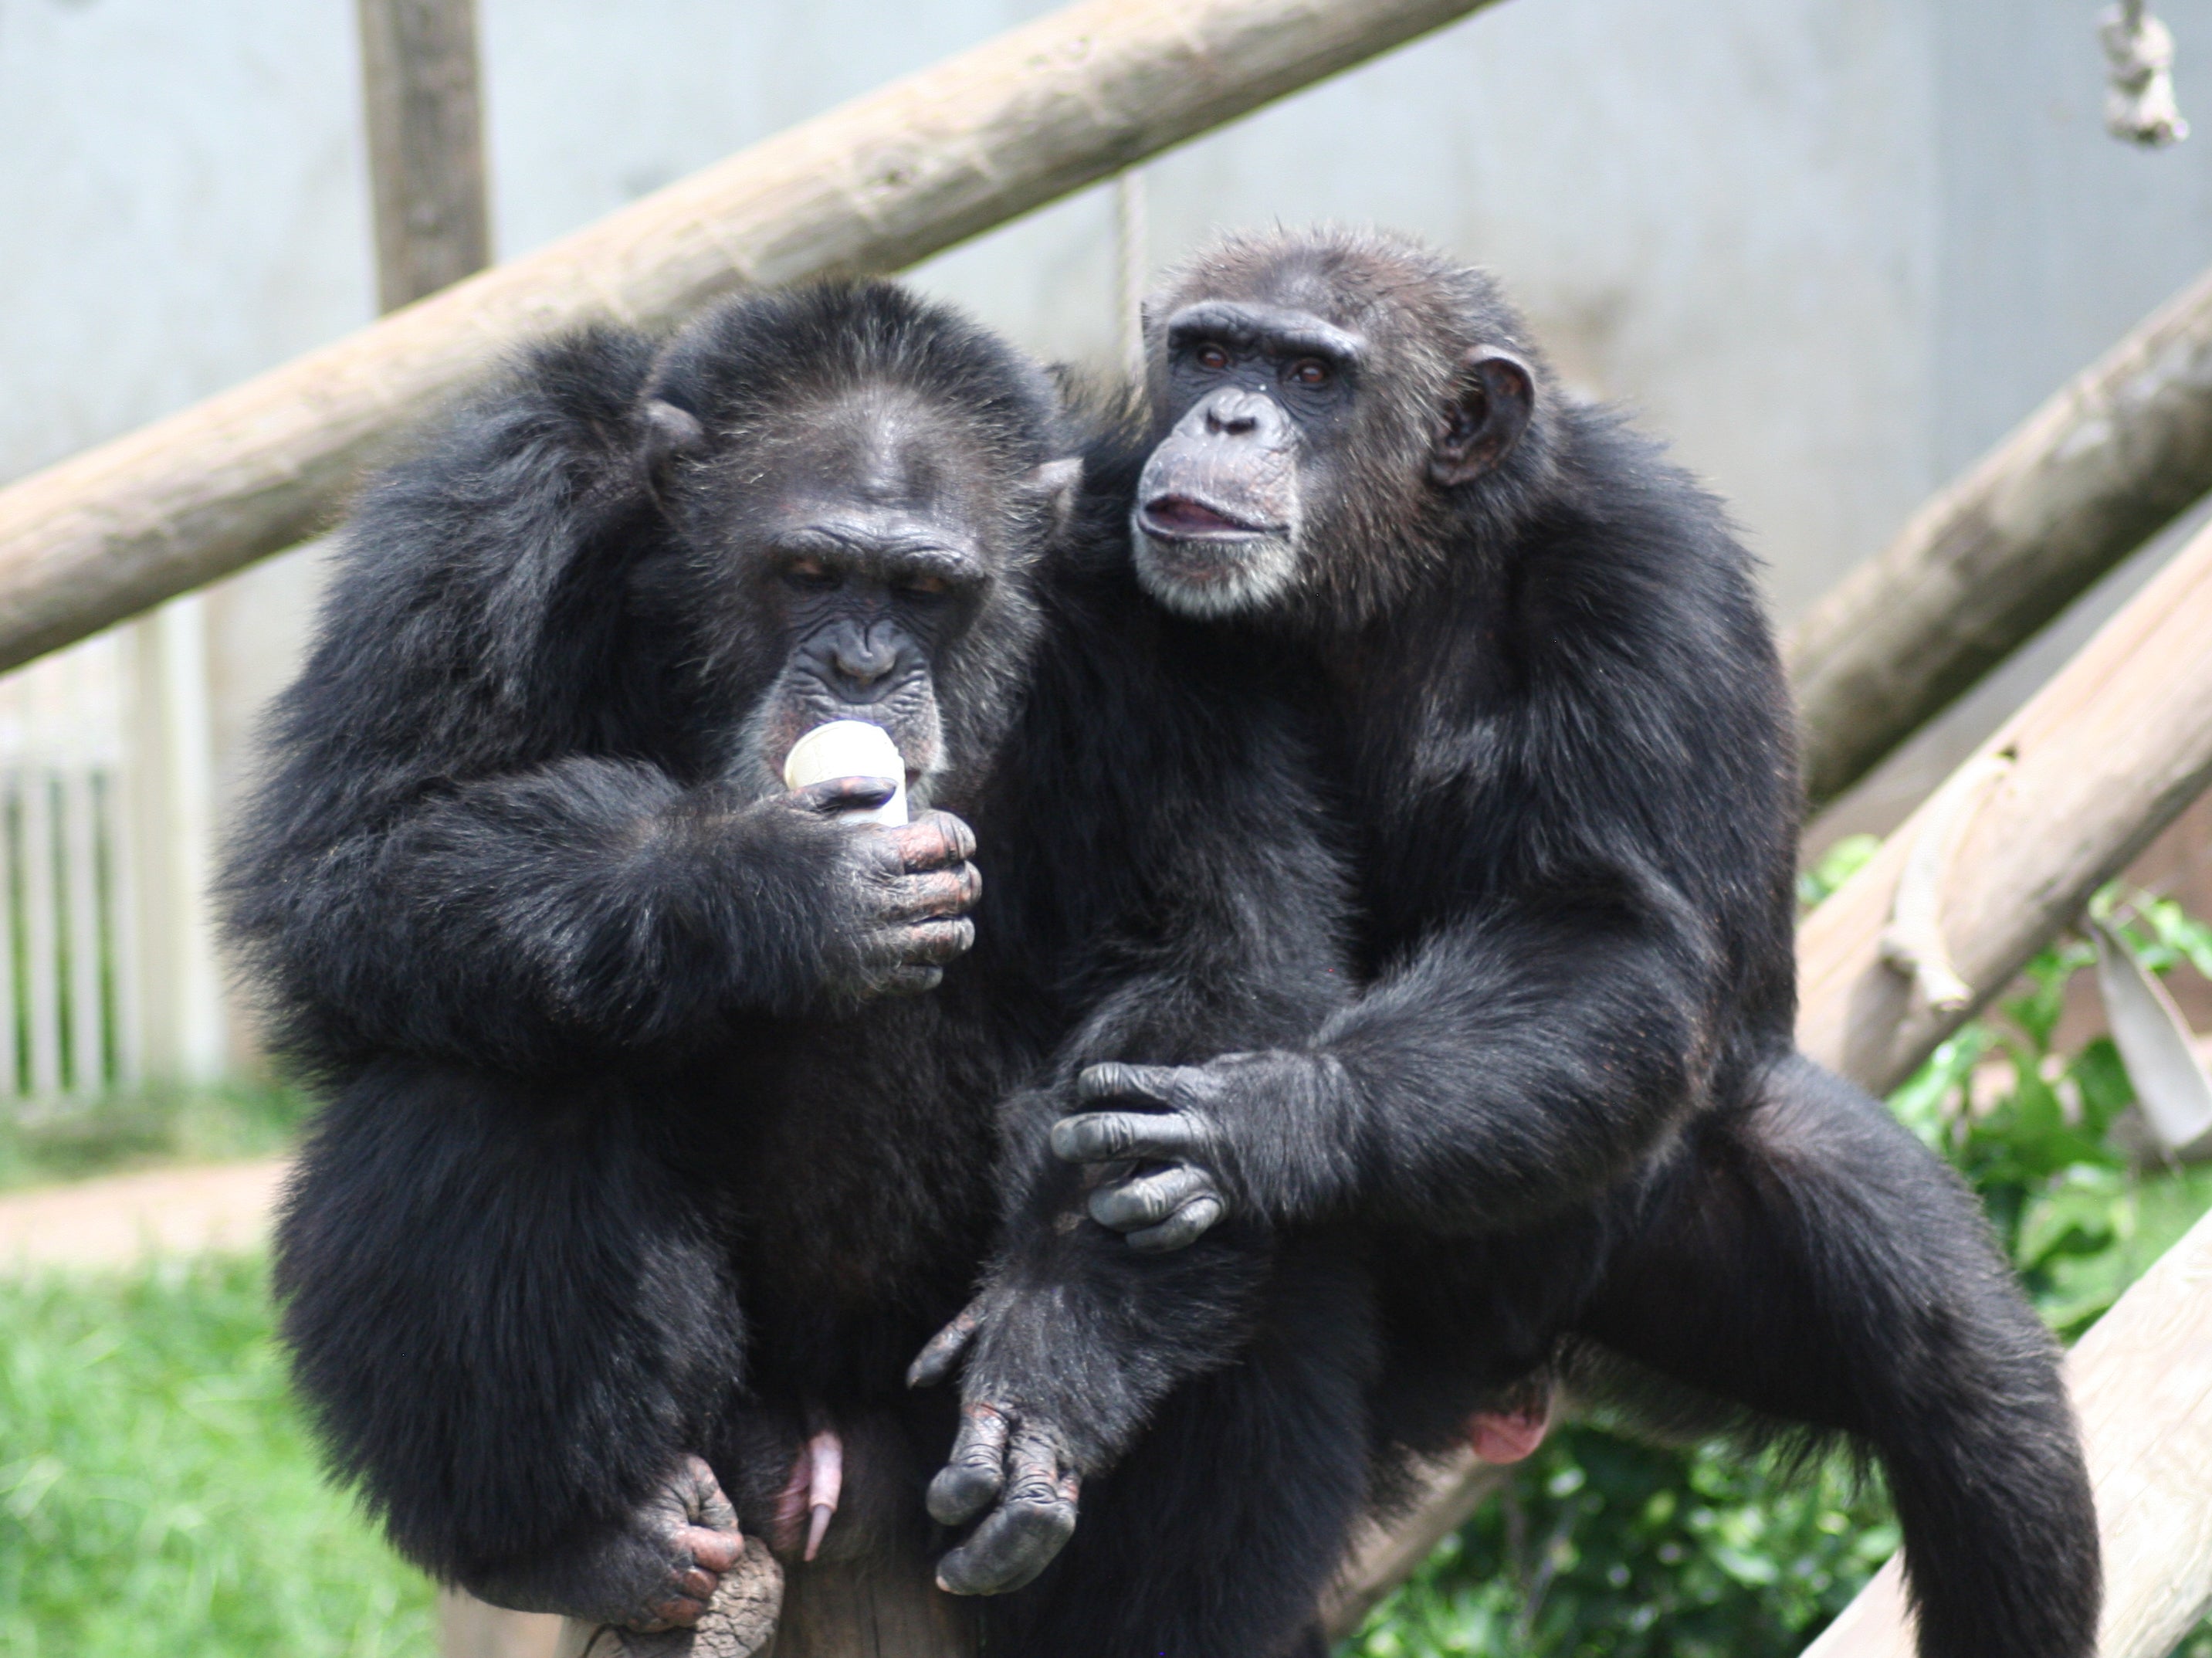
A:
936,811,978,860
1011,1494,1078,1544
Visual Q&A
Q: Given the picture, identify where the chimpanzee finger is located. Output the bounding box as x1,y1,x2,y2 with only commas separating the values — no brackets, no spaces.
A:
870,964,946,998
907,1303,984,1389
927,1402,1012,1527
896,916,976,965
933,1426,1079,1595
675,1453,741,1533
1050,1110,1208,1165
1124,1194,1226,1253
887,809,977,872
675,1525,745,1580
1074,1060,1184,1107
1086,1163,1216,1232
790,776,899,816
884,864,982,923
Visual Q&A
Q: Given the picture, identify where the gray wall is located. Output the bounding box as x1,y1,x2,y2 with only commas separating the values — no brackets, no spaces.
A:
3,0,2210,789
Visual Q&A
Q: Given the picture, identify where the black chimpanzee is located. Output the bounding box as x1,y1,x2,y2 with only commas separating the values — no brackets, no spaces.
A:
924,229,2099,1658
222,282,1364,1653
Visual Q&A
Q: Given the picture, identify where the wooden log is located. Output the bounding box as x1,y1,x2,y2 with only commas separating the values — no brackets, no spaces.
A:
441,1590,561,1658
1787,260,2212,807
1333,507,2212,1636
357,0,493,311
1319,1450,1511,1642
1801,1201,2212,1658
1794,507,2212,1094
0,0,1499,676
767,1555,977,1658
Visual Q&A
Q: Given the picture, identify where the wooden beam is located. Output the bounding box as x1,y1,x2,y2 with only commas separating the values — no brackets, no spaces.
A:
1800,1202,2212,1658
1787,261,2212,807
357,0,493,312
1319,1452,1512,1641
0,0,1499,676
1794,507,2212,1094
1333,507,2212,1636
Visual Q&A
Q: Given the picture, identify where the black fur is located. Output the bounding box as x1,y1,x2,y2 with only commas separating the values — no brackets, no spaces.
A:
223,282,1354,1653
947,228,2099,1658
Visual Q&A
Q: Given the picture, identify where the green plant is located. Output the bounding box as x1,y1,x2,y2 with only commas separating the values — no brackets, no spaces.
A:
0,1078,313,1192
0,1254,434,1657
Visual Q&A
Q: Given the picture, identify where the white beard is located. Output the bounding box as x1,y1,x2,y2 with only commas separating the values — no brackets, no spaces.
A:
1130,524,1301,620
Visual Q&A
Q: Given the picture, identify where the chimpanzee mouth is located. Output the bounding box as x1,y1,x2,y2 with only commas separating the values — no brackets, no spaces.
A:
1136,494,1281,542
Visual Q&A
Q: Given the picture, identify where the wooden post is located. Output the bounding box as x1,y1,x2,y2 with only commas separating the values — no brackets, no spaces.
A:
0,0,1502,677
355,8,552,1655
1787,259,2212,808
356,0,493,312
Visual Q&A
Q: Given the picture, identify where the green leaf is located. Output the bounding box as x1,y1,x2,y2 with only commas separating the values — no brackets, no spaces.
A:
2068,1037,2136,1137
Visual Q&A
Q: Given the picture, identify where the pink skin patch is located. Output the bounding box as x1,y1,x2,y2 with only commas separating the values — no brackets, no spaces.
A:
1466,1399,1552,1465
773,1417,845,1561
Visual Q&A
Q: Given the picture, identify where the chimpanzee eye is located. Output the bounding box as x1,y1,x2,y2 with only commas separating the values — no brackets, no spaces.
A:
899,572,951,598
782,557,840,591
1194,344,1231,372
1287,358,1333,388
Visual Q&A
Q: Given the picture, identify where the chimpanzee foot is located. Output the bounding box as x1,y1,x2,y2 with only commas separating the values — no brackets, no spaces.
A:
770,1413,845,1561
926,1401,1080,1595
472,1455,755,1632
568,1545,784,1658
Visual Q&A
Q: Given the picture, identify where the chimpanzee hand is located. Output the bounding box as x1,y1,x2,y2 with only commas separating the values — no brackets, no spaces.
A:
1048,1060,1237,1250
779,778,982,999
1055,1051,1349,1249
468,1455,766,1634
906,1299,1082,1596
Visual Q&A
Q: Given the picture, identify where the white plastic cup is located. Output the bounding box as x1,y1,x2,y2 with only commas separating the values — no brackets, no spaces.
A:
781,720,909,826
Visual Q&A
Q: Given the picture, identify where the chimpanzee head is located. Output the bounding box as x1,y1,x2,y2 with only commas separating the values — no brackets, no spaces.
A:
632,283,1078,807
1130,226,1560,629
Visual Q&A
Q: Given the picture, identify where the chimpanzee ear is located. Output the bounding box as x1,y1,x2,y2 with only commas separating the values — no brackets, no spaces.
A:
1028,456,1084,537
1431,348,1536,489
639,398,708,480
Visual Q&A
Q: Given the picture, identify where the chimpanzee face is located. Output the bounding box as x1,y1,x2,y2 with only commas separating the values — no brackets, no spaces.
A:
1130,259,1536,625
642,385,1065,809
1129,299,1365,619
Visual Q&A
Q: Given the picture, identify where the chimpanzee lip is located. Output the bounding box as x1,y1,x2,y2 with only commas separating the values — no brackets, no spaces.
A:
1137,494,1281,541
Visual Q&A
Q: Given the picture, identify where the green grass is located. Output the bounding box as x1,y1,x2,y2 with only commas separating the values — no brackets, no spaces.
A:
0,1253,434,1658
0,1080,312,1192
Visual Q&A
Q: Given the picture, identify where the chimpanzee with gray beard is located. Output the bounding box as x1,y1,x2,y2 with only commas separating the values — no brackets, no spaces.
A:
920,229,2099,1658
222,281,1368,1653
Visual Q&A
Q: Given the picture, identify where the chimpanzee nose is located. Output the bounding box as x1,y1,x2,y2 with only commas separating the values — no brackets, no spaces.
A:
828,626,900,690
1196,388,1289,447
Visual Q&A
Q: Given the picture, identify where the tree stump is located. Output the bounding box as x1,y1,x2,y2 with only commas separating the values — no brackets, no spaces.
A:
767,1555,977,1658
554,1535,976,1658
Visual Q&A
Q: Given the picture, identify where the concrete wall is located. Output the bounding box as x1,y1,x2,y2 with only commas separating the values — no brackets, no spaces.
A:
2,0,2210,839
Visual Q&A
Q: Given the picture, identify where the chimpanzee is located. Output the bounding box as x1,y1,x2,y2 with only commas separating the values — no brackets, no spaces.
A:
222,281,1366,1654
923,229,2100,1658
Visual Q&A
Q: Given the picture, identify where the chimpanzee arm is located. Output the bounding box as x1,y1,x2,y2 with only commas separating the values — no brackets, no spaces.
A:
911,670,1356,1594
1062,860,1723,1237
235,756,976,1073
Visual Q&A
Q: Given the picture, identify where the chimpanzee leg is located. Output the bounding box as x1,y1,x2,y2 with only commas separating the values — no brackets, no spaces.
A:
1577,1053,2098,1658
984,1237,1377,1658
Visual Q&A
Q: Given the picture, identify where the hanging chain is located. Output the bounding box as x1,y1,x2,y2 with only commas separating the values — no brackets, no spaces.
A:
2102,0,2190,147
